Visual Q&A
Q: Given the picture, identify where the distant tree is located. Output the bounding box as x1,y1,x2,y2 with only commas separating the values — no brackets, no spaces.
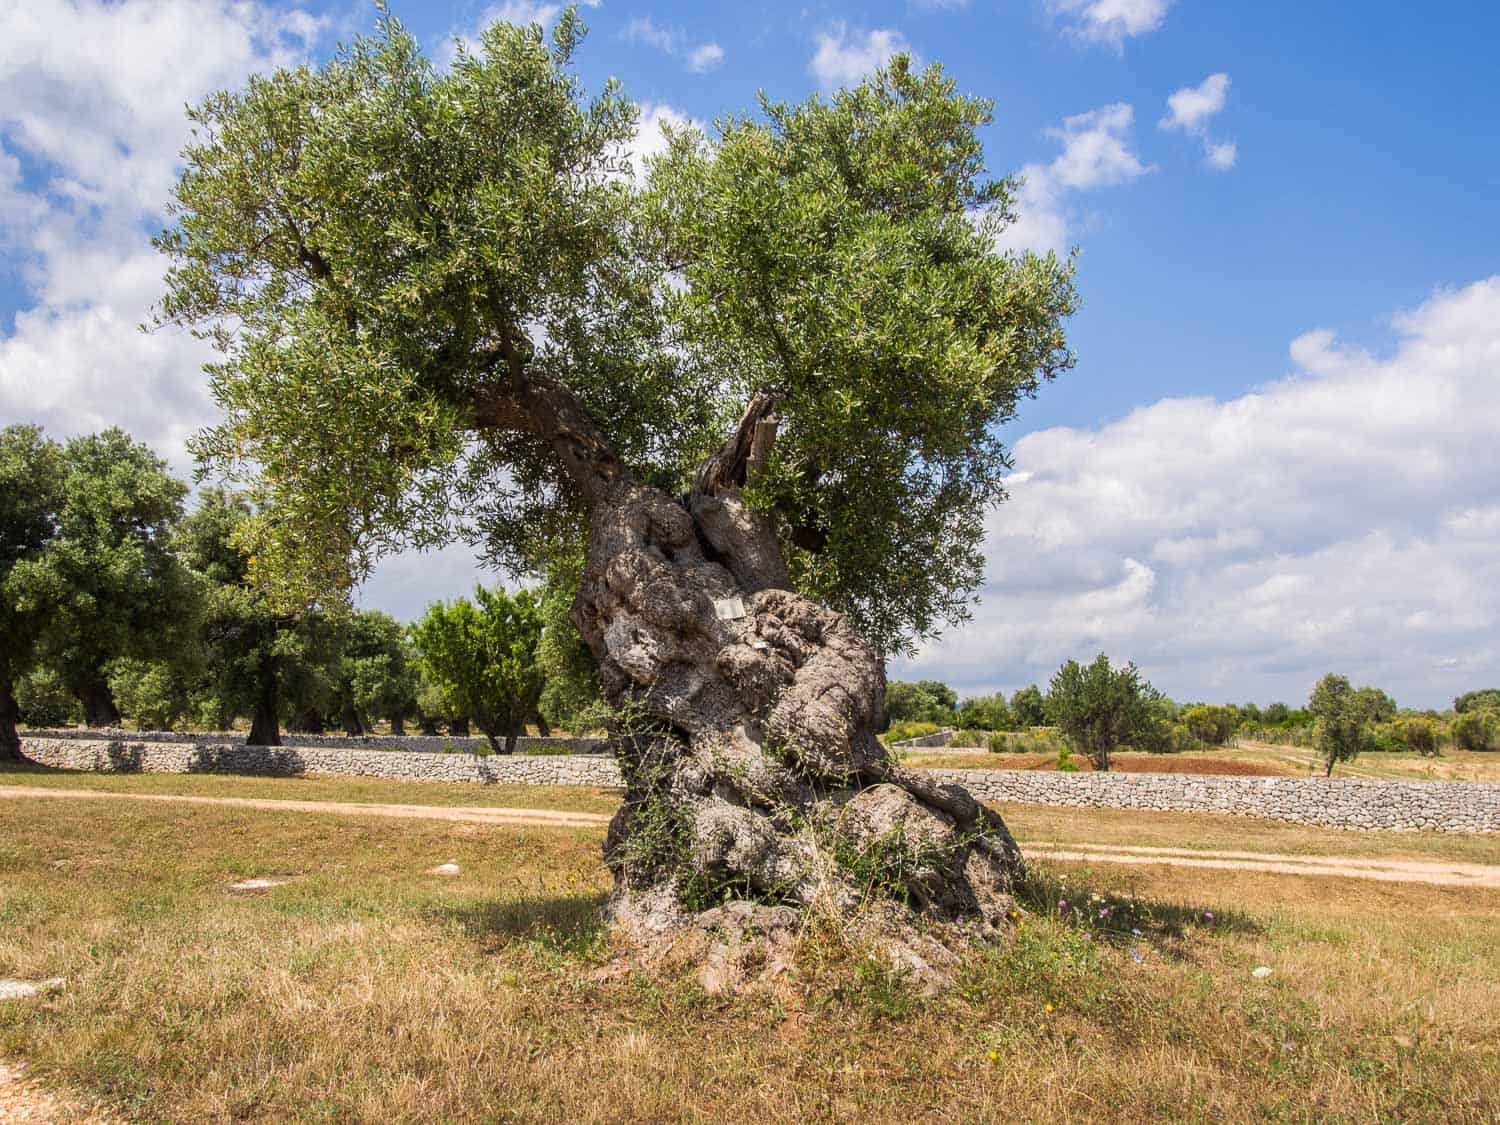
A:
177,489,338,745
956,692,1013,732
1262,702,1291,726
536,561,606,734
18,430,195,726
1308,674,1375,777
1047,654,1165,771
1010,684,1048,728
13,666,80,729
108,658,198,731
1401,717,1439,758
1355,687,1398,724
335,610,416,735
1454,689,1500,715
411,585,545,754
1452,710,1497,752
0,425,67,758
883,680,958,728
1239,701,1262,725
1181,704,1238,747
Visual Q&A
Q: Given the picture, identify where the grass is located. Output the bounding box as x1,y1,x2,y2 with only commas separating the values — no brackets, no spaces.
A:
0,761,623,816
0,780,1497,1121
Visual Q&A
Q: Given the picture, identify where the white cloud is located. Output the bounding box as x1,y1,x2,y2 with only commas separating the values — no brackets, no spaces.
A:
687,42,726,73
1051,0,1172,49
1160,74,1238,171
624,17,725,73
0,0,326,472
1161,73,1230,133
894,278,1500,709
480,2,562,31
994,103,1153,255
810,25,915,88
1204,140,1238,171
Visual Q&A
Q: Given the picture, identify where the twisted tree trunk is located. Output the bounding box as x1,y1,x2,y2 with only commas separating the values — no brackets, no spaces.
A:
477,374,1025,970
0,678,23,762
78,673,121,729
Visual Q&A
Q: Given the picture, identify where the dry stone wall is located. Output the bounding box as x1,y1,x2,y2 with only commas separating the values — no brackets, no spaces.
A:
22,736,622,787
22,727,606,755
925,768,1500,834
18,736,1500,832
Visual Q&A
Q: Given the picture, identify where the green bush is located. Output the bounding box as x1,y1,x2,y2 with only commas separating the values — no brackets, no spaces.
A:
882,720,942,745
1452,710,1497,752
1368,722,1409,754
1402,718,1439,757
15,667,81,727
1055,745,1080,772
1181,704,1238,747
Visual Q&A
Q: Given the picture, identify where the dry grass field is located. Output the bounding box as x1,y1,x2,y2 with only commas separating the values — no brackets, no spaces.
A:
0,766,1496,1122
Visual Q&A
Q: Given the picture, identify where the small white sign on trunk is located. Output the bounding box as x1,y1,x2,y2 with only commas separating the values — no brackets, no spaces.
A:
713,595,748,621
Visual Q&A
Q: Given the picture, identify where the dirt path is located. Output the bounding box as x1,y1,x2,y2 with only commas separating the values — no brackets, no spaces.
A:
3,784,1496,889
0,1059,115,1124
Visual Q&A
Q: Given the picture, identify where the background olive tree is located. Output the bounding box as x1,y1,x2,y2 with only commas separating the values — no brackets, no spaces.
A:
410,585,545,754
1047,654,1165,771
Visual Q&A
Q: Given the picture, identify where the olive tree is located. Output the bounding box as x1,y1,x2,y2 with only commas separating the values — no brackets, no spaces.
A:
1308,674,1375,777
0,426,67,758
19,430,196,726
156,11,1073,949
1047,655,1165,771
411,585,545,754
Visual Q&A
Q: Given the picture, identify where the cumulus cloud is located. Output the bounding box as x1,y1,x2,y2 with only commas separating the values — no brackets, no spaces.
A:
810,25,915,88
0,0,326,471
994,103,1153,255
894,278,1500,708
1160,73,1237,171
1050,0,1172,49
624,16,725,73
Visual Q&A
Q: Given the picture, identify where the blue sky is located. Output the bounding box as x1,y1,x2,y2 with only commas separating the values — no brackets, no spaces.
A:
3,0,1499,707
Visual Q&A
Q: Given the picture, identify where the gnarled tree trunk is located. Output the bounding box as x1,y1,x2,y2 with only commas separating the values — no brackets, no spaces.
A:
478,375,1025,968
1,678,23,762
78,673,121,729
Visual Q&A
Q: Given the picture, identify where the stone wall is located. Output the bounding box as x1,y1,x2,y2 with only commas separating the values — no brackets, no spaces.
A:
22,737,623,788
925,768,1500,834
18,737,1500,832
21,727,606,755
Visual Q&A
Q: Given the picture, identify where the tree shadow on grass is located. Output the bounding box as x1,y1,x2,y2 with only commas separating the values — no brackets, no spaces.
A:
430,891,610,957
1016,861,1263,962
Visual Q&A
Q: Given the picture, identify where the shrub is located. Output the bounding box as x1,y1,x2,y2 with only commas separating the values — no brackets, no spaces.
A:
1055,744,1080,772
1181,704,1238,747
882,720,941,745
15,667,81,728
1368,723,1409,754
1452,710,1497,752
1402,718,1439,757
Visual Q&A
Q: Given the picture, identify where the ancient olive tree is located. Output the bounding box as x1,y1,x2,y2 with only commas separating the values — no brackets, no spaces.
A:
0,426,67,759
157,12,1074,953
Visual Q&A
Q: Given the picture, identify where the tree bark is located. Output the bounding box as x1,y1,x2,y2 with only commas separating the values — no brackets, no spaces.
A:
390,712,406,736
247,648,281,747
340,700,365,737
474,375,1025,967
450,717,470,737
0,678,23,762
78,674,121,729
504,720,520,756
